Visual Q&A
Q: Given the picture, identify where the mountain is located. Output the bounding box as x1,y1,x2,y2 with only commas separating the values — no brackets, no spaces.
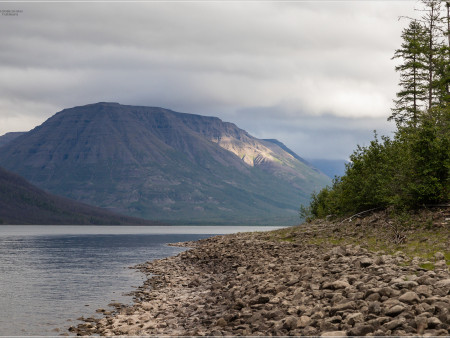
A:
0,102,330,225
0,132,26,147
306,159,349,179
0,166,159,225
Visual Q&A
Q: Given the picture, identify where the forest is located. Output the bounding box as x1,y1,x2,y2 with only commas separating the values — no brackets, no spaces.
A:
301,1,449,220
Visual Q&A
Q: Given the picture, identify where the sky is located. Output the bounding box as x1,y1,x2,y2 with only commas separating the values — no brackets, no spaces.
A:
0,1,419,160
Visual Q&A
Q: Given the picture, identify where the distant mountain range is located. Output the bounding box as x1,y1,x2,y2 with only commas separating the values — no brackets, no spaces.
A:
306,159,349,179
0,102,330,225
0,166,159,225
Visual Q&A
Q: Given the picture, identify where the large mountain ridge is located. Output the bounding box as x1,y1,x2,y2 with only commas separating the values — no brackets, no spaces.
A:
0,102,330,225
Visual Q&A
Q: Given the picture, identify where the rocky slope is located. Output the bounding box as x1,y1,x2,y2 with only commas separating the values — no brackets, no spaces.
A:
72,209,449,336
0,166,158,225
0,102,330,225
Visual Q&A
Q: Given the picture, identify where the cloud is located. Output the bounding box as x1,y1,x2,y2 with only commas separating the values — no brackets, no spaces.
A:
0,1,417,159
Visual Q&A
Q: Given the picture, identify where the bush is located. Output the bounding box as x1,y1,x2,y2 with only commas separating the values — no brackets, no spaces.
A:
301,107,449,219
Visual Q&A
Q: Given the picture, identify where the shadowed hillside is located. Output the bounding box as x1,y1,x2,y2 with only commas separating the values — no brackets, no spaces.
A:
0,166,159,225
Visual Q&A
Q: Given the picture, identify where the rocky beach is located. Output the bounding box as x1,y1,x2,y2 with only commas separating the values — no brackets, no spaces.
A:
72,210,450,336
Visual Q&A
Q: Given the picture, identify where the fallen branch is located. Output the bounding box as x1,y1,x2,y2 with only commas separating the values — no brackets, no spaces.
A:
338,207,383,226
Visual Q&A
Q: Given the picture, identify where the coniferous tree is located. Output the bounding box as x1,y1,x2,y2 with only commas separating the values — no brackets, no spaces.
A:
390,20,427,127
420,0,445,110
435,1,450,106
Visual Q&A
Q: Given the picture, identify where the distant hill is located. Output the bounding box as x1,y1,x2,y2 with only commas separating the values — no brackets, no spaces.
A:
306,159,349,179
0,132,26,148
0,166,160,225
0,102,330,225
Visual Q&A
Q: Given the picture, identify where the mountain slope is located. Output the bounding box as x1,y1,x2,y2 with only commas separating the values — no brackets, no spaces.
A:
0,166,159,225
0,102,330,225
0,132,26,147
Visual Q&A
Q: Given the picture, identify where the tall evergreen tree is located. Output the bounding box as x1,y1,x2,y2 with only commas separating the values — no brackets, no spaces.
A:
390,20,427,127
420,0,445,110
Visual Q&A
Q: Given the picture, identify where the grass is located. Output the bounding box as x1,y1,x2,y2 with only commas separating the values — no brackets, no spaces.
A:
419,262,435,270
265,208,450,268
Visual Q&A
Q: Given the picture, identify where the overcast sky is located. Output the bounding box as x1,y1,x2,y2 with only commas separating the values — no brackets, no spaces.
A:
0,1,418,160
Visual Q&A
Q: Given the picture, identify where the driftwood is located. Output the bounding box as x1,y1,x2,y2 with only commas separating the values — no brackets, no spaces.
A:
337,207,382,226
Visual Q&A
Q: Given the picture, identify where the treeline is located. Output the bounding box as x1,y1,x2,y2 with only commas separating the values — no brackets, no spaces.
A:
302,1,449,220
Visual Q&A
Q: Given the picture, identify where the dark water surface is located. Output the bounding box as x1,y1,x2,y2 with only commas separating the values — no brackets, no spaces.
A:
0,225,280,336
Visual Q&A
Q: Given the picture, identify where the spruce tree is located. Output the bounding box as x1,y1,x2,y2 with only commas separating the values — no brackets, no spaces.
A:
390,20,427,127
420,0,445,110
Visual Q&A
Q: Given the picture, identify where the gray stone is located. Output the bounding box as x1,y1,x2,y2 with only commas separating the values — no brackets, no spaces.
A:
365,292,380,301
360,258,373,267
415,317,428,334
434,252,445,261
384,318,405,330
415,285,432,297
396,280,419,289
297,315,312,328
379,287,400,298
249,295,270,305
216,318,227,327
347,324,374,336
427,317,442,329
386,305,405,317
323,280,351,290
321,331,347,336
283,316,298,330
417,275,434,285
236,267,246,274
374,256,385,265
331,302,355,314
399,291,420,304
368,302,381,315
434,279,450,289
346,312,364,326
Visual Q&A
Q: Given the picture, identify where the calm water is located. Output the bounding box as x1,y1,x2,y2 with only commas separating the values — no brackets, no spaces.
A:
0,225,280,336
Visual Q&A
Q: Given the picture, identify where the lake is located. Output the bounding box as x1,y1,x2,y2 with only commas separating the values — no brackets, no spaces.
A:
0,225,281,336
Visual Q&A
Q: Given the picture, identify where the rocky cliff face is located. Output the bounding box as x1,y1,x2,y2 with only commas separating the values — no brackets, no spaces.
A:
0,102,330,224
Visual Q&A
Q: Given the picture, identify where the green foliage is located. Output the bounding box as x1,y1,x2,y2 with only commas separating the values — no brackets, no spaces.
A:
302,107,449,218
390,20,428,126
399,107,450,206
419,262,435,270
301,2,450,220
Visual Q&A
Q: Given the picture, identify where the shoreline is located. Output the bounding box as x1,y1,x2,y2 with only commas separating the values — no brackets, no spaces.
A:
71,220,450,336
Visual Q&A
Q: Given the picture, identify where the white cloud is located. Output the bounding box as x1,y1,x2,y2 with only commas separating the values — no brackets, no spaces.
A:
0,1,418,159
